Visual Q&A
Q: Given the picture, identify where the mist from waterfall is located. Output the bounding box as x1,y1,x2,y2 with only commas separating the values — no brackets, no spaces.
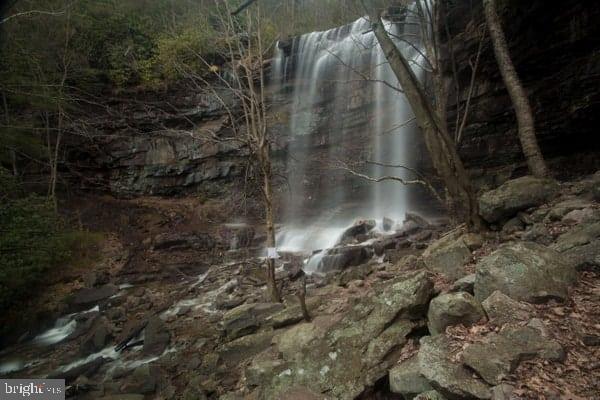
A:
273,9,427,252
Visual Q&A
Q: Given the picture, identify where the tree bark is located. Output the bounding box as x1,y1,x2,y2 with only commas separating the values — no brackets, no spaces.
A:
483,0,548,178
260,142,281,303
370,13,483,230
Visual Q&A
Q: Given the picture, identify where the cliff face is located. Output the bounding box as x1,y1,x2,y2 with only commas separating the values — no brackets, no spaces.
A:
71,85,249,198
71,0,600,204
449,0,600,189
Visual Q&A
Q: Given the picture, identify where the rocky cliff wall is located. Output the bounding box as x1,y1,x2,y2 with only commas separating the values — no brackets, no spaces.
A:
70,0,600,207
449,0,600,189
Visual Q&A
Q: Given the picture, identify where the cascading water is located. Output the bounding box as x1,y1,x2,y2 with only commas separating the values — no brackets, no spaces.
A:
273,7,427,253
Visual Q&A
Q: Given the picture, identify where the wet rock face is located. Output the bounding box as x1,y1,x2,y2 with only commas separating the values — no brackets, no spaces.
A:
318,245,373,273
474,241,577,303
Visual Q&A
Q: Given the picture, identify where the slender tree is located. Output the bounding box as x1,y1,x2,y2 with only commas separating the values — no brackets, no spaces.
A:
367,1,483,229
483,0,548,178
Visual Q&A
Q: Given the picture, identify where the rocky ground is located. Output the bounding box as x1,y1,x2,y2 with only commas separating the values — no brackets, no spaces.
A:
0,172,599,400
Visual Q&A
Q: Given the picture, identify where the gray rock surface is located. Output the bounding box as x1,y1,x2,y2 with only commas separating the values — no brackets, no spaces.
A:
389,356,433,399
222,302,284,340
481,291,533,326
427,292,485,335
474,241,576,303
478,176,560,223
462,326,564,385
422,230,471,280
143,317,170,356
418,335,491,399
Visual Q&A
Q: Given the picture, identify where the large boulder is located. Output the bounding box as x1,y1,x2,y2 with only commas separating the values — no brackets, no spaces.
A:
80,316,112,355
222,302,284,340
462,325,564,385
143,317,170,356
257,271,434,399
562,239,600,271
478,176,560,223
218,331,275,365
474,242,576,303
427,292,485,335
72,284,119,308
338,219,376,244
552,222,600,271
318,245,372,273
418,335,491,399
389,356,433,399
481,291,533,326
551,221,600,252
422,230,471,280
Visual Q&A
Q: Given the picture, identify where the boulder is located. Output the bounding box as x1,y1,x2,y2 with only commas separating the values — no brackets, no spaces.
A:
478,176,560,223
481,291,533,326
152,232,215,251
120,364,159,394
490,384,514,400
462,233,483,251
562,239,600,271
551,221,600,252
80,317,112,355
72,284,119,308
450,274,476,294
257,272,433,399
245,356,287,387
338,220,376,244
427,292,485,335
474,242,576,303
462,326,564,385
544,198,593,222
383,217,394,231
337,264,373,287
418,335,491,399
522,223,552,245
501,217,524,234
318,245,372,273
389,356,433,399
415,392,447,400
276,323,323,361
422,230,471,280
404,212,431,228
218,331,275,365
143,317,170,356
83,271,110,288
222,302,284,340
562,208,600,224
373,236,407,256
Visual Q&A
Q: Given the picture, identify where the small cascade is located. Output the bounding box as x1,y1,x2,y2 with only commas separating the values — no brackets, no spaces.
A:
273,8,428,253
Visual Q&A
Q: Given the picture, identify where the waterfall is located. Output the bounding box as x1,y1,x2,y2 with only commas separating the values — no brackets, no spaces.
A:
274,9,427,252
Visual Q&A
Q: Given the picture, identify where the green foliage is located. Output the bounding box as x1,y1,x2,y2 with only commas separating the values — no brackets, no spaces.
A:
0,168,101,312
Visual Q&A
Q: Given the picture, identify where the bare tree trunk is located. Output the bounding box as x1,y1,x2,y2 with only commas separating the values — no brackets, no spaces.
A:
260,143,281,303
2,91,17,176
483,0,548,178
370,14,483,230
296,275,310,322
